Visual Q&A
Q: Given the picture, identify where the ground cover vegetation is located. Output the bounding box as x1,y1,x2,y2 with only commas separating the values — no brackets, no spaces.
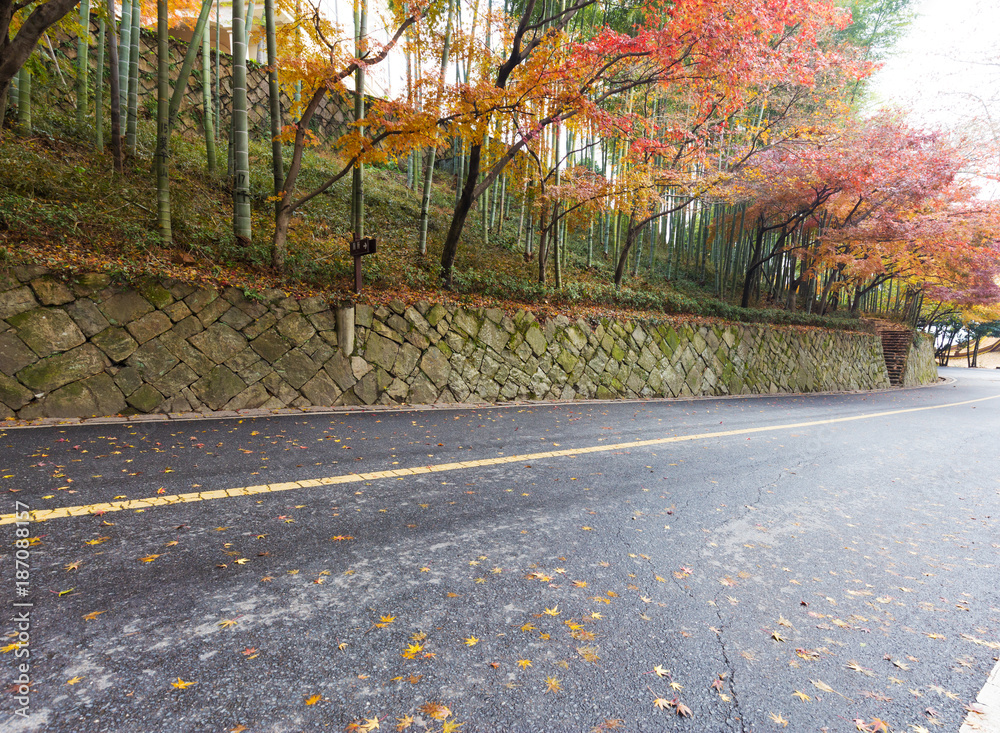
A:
1,0,998,334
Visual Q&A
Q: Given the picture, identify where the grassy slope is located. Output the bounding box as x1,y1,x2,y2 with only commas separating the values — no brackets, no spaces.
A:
0,109,862,329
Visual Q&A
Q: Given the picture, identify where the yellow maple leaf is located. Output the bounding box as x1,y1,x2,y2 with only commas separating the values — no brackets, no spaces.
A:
395,716,414,731
82,611,104,621
441,721,464,733
139,555,160,563
218,619,238,628
670,681,683,691
464,636,479,646
171,678,196,689
234,558,249,565
64,561,81,571
380,614,396,624
769,712,788,727
573,580,588,588
520,623,536,632
544,606,560,616
359,718,379,732
517,659,532,668
545,676,562,693
653,697,673,710
66,676,83,685
304,694,322,705
792,690,811,702
1,642,23,653
653,665,670,677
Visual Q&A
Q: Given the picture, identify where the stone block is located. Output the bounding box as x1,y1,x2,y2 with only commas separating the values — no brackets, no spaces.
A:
242,311,276,340
420,346,451,388
426,303,448,327
158,331,214,375
394,342,420,379
113,366,143,396
126,384,165,413
409,374,437,403
0,372,33,410
163,300,193,322
224,383,270,411
191,366,247,410
17,343,107,392
355,304,374,327
324,352,356,391
8,308,85,357
273,351,320,390
219,306,253,331
92,326,139,362
27,373,125,418
197,296,231,327
251,328,293,364
365,332,399,372
70,272,111,296
453,309,480,338
127,310,172,344
184,287,219,314
0,331,37,375
276,312,316,346
63,298,110,337
137,280,174,309
163,279,196,300
100,291,153,324
300,371,342,406
385,378,409,402
171,314,204,340
151,363,199,395
14,265,47,282
30,276,74,305
307,309,337,332
190,322,249,364
300,296,328,315
478,319,506,354
127,339,179,381
524,326,546,356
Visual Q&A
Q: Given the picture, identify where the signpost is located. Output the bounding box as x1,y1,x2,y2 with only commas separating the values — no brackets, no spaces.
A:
350,236,377,294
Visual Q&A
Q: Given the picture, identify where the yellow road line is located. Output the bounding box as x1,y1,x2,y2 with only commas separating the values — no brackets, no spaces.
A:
3,393,996,525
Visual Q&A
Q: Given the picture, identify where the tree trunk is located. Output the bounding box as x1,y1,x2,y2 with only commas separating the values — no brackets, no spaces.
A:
231,0,252,244
156,0,172,244
440,142,483,286
614,225,637,286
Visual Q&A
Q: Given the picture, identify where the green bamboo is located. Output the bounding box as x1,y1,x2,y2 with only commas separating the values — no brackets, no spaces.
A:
95,17,105,150
232,0,252,243
77,0,91,128
156,0,172,244
18,67,30,131
202,25,217,173
266,0,284,267
125,0,139,153
351,0,367,239
117,0,131,113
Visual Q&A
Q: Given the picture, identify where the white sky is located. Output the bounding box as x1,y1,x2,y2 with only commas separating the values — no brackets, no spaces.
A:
867,0,1000,130
866,0,1000,196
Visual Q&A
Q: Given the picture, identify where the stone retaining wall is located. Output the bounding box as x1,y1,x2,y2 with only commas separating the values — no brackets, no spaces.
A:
0,268,935,420
902,334,937,387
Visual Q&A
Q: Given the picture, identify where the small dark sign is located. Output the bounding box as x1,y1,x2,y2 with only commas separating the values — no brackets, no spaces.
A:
350,236,377,257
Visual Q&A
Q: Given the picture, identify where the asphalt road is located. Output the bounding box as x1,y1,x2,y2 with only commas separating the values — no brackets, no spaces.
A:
2,368,999,733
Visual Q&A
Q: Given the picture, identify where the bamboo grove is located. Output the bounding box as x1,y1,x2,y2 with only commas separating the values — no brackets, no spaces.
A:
2,0,999,325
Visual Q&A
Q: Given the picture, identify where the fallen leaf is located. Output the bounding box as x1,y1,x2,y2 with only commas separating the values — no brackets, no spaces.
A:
769,712,788,727
419,702,451,720
82,611,104,621
441,721,464,733
676,702,693,717
653,665,670,677
171,678,196,689
304,694,322,705
464,636,479,646
792,690,812,702
139,555,160,563
66,676,83,685
545,676,562,693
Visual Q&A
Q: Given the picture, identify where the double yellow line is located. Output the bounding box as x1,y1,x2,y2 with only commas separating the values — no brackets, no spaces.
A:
2,393,994,526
